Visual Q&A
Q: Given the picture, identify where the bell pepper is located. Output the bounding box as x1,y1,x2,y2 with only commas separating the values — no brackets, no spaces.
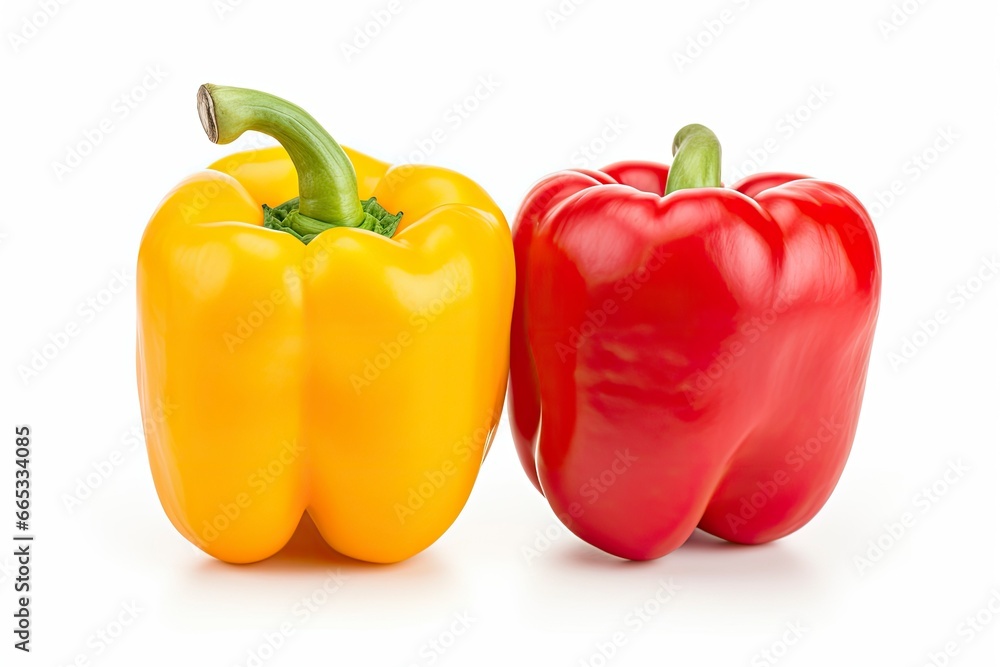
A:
137,85,514,564
509,124,880,560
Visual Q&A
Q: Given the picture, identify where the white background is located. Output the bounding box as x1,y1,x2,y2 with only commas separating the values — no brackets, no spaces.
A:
2,0,999,665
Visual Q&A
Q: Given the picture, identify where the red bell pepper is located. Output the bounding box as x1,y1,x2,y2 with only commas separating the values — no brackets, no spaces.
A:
509,124,880,560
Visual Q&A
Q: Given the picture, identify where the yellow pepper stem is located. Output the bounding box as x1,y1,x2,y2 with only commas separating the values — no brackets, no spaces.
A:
197,84,402,243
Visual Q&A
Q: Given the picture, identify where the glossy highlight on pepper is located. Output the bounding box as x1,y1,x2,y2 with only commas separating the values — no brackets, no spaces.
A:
137,85,514,564
509,124,881,560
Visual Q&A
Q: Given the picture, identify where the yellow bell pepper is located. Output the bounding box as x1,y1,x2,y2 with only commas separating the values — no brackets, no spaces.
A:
137,85,514,564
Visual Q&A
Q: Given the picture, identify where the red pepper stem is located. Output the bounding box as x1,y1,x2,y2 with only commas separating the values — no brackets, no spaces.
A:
665,124,722,195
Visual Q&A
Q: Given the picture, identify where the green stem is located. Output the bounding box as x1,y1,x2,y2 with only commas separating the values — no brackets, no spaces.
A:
197,84,402,242
664,124,722,195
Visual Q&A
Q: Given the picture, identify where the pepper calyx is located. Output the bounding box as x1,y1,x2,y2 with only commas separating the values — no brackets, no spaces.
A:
263,197,403,244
